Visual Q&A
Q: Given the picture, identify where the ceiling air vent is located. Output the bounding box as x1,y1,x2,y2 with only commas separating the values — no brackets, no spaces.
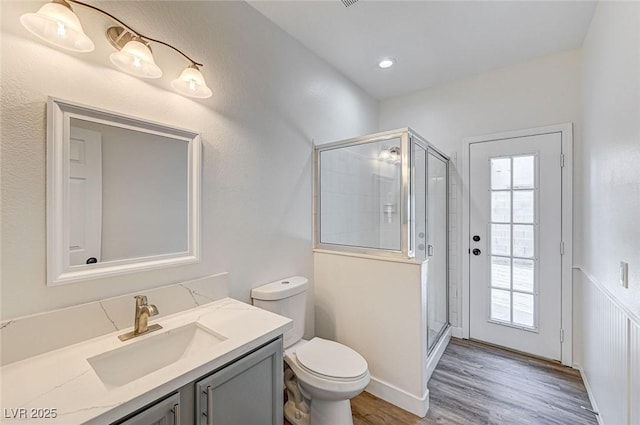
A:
341,0,359,7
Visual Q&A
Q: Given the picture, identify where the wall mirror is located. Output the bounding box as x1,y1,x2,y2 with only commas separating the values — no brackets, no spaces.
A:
47,97,201,286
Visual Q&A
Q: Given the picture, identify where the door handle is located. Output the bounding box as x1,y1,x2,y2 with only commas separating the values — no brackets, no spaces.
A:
473,235,481,242
428,245,434,256
472,248,481,256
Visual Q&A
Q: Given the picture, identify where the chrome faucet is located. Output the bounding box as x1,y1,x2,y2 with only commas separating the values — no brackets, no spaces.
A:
118,295,162,341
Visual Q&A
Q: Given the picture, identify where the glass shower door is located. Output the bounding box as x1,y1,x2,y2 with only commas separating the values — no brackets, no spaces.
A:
413,144,427,260
427,151,448,352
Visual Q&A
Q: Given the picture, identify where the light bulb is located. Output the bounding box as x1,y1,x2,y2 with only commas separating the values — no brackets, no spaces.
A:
20,0,94,52
171,65,212,98
109,39,162,79
378,58,395,69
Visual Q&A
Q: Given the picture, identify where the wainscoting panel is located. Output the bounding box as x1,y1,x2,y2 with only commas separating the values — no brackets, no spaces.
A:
630,320,640,425
577,267,640,425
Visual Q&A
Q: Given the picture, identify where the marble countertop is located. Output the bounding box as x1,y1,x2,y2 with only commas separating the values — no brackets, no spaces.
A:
0,298,292,424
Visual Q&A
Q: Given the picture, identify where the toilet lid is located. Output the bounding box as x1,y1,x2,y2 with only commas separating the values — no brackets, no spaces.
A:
295,338,368,379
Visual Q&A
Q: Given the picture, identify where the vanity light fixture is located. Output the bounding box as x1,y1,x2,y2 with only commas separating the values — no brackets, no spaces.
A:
20,0,212,99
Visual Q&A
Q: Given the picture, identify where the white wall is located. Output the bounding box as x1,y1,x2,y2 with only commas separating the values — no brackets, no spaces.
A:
0,1,378,327
581,1,640,319
314,252,429,417
576,3,640,425
379,49,583,328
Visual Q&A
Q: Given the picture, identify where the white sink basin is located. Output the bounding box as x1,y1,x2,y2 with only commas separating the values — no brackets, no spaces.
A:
88,322,227,387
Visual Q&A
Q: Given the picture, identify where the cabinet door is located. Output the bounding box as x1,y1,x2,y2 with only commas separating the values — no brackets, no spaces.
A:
116,393,181,425
195,338,283,425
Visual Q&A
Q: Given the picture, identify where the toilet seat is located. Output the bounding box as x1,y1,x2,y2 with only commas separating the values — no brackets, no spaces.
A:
294,338,368,381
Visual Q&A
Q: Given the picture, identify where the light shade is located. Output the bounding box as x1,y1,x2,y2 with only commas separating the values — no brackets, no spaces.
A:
171,65,212,98
109,40,162,79
20,1,94,52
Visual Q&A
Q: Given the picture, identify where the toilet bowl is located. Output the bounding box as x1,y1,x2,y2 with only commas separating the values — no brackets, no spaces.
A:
251,276,370,425
284,338,370,425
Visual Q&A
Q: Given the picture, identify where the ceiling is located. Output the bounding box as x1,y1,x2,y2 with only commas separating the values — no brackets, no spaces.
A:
248,1,597,100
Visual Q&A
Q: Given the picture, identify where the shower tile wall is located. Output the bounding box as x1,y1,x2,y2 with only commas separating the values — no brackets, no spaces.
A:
319,145,400,250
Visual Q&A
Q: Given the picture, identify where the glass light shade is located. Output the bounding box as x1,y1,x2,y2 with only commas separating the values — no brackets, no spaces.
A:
109,40,162,79
378,150,391,161
171,66,212,98
20,2,94,52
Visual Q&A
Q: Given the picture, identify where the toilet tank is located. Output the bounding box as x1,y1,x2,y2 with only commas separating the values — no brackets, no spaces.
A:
251,276,308,348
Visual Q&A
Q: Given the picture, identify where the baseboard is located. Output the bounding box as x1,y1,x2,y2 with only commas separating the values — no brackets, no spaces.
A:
576,364,605,425
365,377,429,418
450,326,464,338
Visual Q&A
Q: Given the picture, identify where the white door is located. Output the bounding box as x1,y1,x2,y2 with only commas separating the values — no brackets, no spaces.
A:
469,132,562,360
69,127,102,266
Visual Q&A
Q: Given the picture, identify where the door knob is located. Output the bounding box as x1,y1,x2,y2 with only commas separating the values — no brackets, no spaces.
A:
472,248,481,256
473,235,481,242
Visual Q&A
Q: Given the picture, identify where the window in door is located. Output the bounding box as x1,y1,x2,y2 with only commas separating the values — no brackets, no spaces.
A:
488,154,538,330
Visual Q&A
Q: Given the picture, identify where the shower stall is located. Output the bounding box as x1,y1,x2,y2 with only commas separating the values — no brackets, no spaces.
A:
312,128,449,417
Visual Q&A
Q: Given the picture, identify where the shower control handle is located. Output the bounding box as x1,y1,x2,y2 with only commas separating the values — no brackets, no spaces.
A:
472,248,481,256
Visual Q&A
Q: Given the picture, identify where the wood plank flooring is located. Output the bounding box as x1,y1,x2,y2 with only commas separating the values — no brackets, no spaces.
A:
351,338,598,425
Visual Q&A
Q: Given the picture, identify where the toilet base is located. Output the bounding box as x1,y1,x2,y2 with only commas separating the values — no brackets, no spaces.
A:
284,399,310,425
285,398,354,425
310,399,354,425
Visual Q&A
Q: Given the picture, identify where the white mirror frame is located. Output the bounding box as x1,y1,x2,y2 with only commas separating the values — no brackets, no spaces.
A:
47,97,201,286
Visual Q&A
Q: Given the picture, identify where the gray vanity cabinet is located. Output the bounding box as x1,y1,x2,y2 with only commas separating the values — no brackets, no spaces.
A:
112,338,283,425
118,393,180,425
195,338,283,425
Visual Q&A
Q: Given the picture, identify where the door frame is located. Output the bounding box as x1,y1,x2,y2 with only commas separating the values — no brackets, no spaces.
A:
461,123,573,366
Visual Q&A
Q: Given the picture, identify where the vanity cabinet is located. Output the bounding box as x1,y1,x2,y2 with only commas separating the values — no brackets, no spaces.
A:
112,338,283,425
118,393,180,425
195,336,283,425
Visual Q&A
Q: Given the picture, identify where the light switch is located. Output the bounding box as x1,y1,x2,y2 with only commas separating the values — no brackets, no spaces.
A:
620,261,629,288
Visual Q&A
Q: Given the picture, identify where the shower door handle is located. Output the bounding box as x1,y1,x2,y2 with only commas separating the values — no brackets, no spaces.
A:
428,245,434,256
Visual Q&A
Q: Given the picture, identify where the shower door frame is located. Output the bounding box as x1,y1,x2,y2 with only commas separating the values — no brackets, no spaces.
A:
412,134,450,354
313,128,450,263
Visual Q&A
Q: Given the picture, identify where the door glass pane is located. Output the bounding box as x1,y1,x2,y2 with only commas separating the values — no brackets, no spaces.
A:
491,289,511,322
513,191,534,223
491,191,511,222
414,145,427,261
427,153,448,352
513,293,534,327
491,158,511,190
513,156,534,189
513,259,534,292
491,257,511,289
491,224,511,256
513,224,534,258
486,153,538,330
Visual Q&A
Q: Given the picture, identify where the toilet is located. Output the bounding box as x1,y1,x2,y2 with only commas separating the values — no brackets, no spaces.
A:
251,276,370,425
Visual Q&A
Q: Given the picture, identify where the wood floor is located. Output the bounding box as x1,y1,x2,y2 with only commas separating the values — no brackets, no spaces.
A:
350,338,599,425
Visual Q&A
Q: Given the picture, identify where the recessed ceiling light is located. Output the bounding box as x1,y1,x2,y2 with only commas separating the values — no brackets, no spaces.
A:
378,58,395,69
